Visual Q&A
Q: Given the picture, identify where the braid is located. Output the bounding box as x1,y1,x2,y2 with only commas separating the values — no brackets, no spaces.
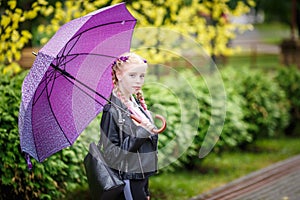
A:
136,90,148,110
111,58,123,94
111,67,130,107
111,68,118,88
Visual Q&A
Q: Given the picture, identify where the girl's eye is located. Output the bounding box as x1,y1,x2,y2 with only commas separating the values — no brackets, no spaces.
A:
140,74,145,78
129,73,136,78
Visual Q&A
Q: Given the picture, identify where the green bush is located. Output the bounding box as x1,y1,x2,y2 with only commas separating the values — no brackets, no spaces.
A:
0,69,87,199
221,67,290,138
275,66,300,135
143,74,199,171
144,69,252,169
192,70,251,154
217,72,251,148
143,66,292,170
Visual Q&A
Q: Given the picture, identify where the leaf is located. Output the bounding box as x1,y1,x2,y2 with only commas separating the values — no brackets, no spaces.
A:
21,30,32,39
38,0,48,6
8,0,16,10
24,10,37,19
11,30,20,42
1,15,11,28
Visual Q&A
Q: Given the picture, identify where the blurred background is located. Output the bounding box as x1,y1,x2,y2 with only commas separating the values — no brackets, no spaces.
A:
1,1,300,200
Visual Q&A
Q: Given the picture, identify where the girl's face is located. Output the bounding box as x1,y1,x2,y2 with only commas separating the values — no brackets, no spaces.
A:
117,64,147,96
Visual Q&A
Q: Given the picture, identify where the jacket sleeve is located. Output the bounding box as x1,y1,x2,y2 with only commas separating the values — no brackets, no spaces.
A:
100,106,151,164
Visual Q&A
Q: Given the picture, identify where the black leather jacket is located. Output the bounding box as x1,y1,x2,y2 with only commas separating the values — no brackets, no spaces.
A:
100,94,158,180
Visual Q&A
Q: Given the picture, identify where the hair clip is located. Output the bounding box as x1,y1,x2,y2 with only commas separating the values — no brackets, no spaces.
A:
119,56,129,62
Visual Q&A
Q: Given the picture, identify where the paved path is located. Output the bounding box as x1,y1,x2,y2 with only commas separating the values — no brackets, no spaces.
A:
190,154,300,200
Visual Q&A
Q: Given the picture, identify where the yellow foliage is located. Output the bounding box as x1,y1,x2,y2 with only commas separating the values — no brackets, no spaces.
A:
3,62,21,74
55,1,62,8
132,2,141,10
40,38,49,45
1,15,11,28
127,0,254,60
247,0,256,7
21,30,32,39
8,0,17,10
11,30,20,42
37,25,45,33
0,0,49,74
1,0,255,74
24,10,37,19
38,0,48,6
43,6,54,16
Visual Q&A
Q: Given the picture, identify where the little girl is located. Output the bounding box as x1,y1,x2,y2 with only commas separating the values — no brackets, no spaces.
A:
100,52,158,200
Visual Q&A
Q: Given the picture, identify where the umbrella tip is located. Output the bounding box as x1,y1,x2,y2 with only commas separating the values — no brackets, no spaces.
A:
32,52,37,57
25,153,33,170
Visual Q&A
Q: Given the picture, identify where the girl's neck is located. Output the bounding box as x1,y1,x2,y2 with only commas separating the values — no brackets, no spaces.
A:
118,84,131,102
114,87,132,104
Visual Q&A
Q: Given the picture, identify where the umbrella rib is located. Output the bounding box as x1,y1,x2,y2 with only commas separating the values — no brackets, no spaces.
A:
32,69,70,162
32,68,67,106
56,53,117,68
44,73,73,147
50,63,131,115
56,54,79,69
57,53,117,61
58,33,82,65
70,19,136,46
58,72,105,107
56,19,136,67
32,69,56,106
47,68,60,98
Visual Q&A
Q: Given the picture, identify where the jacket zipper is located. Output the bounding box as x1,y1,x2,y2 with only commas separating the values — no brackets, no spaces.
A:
137,150,145,179
129,101,146,179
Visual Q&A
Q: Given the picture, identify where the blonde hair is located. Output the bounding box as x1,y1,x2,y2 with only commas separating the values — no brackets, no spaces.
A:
111,52,148,110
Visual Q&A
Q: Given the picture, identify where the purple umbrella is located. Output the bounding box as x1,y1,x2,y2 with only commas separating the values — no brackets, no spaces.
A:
18,3,136,166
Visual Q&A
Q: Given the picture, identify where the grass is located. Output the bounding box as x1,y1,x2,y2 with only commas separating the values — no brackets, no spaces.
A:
217,53,281,70
254,22,291,44
149,136,300,200
213,22,290,70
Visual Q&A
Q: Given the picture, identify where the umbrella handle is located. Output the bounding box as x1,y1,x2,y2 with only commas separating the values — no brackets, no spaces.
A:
130,114,167,134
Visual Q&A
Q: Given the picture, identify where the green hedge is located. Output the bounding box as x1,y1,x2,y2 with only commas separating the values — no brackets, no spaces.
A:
275,66,300,135
143,66,291,169
143,73,200,171
221,67,290,139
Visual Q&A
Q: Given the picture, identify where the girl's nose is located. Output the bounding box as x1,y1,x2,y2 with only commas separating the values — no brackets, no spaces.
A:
137,77,144,84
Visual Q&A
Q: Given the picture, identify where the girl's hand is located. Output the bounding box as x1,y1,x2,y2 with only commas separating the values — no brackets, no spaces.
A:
140,119,155,133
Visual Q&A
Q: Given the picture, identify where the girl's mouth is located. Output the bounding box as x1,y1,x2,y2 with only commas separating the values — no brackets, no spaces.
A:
133,86,141,90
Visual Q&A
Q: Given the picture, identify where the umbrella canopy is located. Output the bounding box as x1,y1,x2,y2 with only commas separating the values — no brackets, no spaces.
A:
18,3,136,164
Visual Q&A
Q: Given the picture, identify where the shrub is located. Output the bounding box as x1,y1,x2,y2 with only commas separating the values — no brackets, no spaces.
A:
275,66,300,135
218,70,252,148
143,74,199,171
143,66,291,169
0,69,87,199
221,67,290,139
143,69,252,169
192,70,251,154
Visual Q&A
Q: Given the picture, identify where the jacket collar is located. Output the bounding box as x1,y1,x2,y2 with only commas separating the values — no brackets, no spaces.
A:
109,92,128,111
109,93,151,121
